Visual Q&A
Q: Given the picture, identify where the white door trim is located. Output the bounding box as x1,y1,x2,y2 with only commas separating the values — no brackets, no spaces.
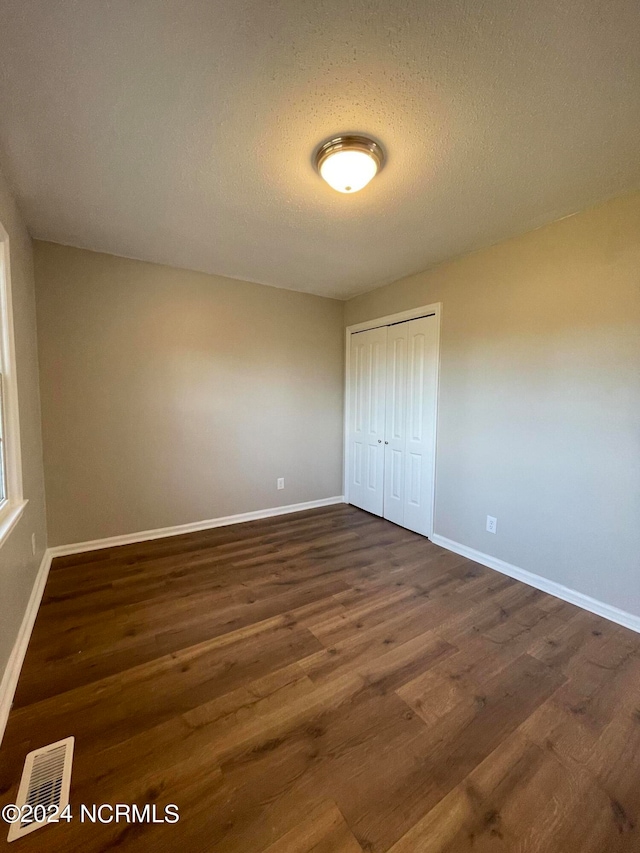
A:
344,302,442,537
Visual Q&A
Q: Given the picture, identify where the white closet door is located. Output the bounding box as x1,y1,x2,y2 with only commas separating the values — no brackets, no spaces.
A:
347,326,387,516
401,315,438,536
383,323,408,526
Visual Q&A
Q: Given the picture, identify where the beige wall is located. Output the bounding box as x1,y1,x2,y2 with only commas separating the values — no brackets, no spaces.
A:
35,243,344,546
0,169,47,675
346,191,640,616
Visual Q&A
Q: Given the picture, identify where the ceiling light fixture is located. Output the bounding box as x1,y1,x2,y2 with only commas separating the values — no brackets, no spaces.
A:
315,135,385,194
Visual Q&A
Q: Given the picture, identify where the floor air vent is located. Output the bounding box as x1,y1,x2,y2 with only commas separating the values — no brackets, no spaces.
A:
7,736,74,842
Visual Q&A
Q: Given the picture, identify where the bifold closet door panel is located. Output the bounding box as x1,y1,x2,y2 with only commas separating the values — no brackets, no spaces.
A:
383,324,408,527
402,315,438,536
347,326,387,516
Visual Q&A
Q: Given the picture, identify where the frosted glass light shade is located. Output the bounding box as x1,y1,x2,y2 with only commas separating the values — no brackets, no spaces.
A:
315,136,384,194
320,149,378,193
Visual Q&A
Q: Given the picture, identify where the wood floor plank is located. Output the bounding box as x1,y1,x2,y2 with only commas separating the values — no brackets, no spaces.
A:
387,731,616,853
299,598,456,684
260,801,363,853
1,504,640,852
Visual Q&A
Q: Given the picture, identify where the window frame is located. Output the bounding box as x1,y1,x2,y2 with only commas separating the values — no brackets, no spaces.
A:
0,222,27,548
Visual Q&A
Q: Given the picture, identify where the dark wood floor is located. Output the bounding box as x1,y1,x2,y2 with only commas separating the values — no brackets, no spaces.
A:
2,504,640,851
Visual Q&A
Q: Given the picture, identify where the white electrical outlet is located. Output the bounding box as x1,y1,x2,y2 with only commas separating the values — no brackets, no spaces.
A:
486,516,497,534
31,533,36,555
277,478,285,490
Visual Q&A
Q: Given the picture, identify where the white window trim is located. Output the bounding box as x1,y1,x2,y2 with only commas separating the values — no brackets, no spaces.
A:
0,222,27,548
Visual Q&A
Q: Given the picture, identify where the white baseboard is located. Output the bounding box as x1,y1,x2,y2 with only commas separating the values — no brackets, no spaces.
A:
0,549,53,746
48,496,346,558
430,534,640,635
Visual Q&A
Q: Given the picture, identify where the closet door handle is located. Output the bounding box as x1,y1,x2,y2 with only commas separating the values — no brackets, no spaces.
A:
384,441,389,445
378,439,382,443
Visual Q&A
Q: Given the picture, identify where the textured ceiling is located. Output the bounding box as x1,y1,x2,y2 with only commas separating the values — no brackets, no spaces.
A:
0,1,639,299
